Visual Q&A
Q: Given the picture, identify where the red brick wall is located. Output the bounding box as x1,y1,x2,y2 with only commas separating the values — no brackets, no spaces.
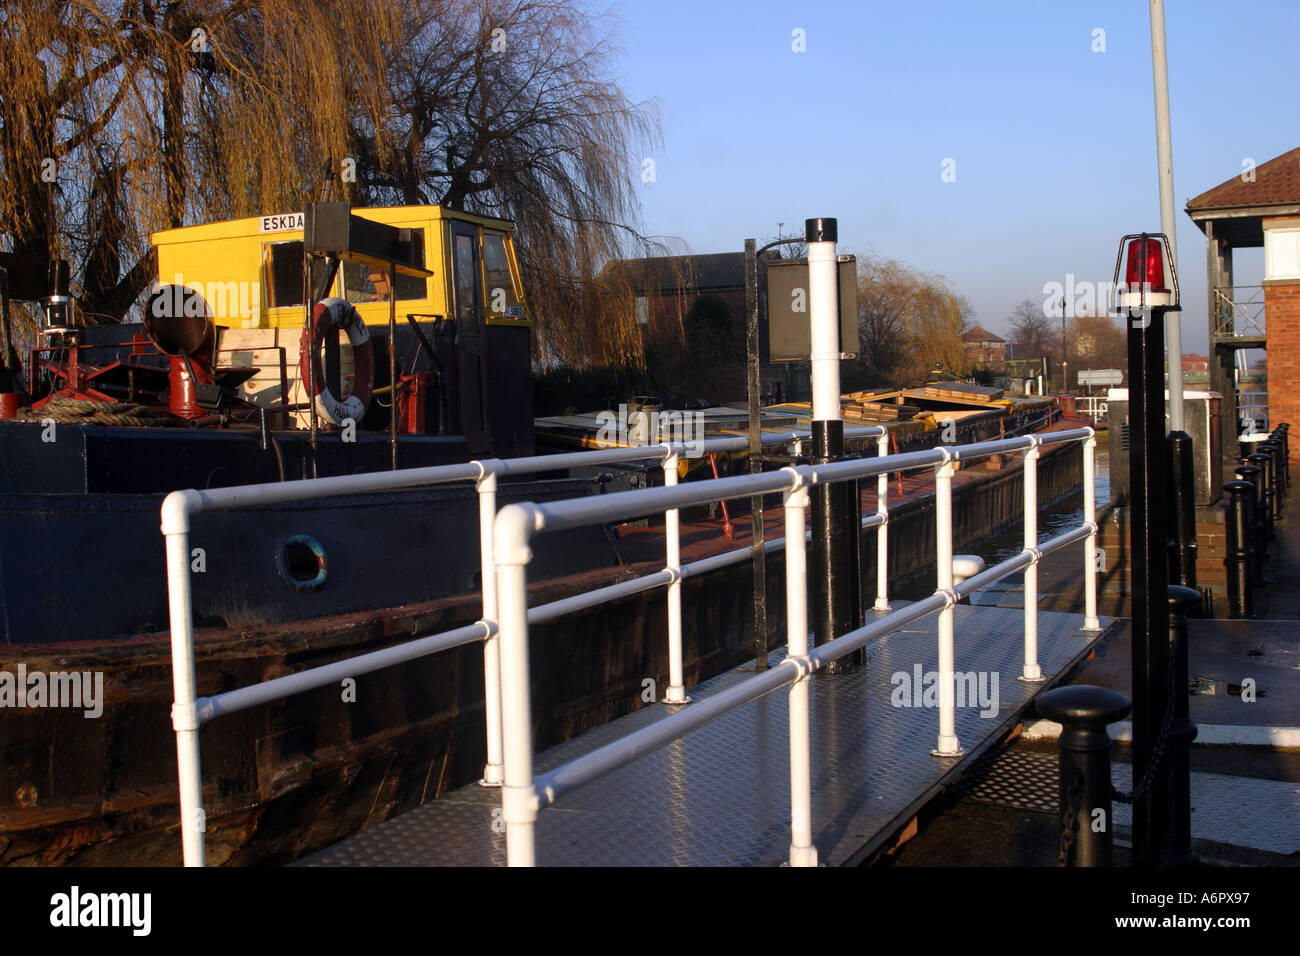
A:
1265,280,1300,459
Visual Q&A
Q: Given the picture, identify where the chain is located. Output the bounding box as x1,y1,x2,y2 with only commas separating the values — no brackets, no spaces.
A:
1056,769,1083,867
1113,646,1179,805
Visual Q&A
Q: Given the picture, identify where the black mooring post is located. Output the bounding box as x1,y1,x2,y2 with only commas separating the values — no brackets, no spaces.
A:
1167,585,1201,867
1276,425,1290,487
1263,440,1284,517
812,420,862,671
1224,481,1256,618
1248,451,1275,541
1167,431,1197,590
1238,464,1268,581
1035,685,1131,867
1126,301,1171,868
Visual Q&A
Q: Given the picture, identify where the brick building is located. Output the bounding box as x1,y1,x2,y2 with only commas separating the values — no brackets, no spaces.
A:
598,251,796,403
1186,145,1300,466
960,325,1009,364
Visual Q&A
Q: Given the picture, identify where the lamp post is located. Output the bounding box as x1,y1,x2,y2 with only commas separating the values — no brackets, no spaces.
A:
1114,232,1196,867
1061,296,1068,394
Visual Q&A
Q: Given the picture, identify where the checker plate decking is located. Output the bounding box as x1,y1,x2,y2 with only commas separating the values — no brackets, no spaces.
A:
297,605,1112,866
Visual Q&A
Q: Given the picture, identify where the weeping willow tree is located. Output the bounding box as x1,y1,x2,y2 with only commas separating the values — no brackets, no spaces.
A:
855,253,970,385
350,0,670,368
0,0,664,367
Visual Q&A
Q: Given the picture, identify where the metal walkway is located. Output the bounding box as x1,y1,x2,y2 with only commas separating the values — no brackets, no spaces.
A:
298,604,1112,867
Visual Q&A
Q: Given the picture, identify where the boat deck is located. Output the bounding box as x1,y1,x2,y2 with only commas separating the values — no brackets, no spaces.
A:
297,604,1112,867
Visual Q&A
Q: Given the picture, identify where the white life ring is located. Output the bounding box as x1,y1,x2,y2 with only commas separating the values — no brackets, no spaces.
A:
299,297,374,426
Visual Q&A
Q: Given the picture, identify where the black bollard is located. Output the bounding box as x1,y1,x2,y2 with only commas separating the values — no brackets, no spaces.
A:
1166,586,1201,867
1248,452,1275,540
1263,441,1284,515
1167,431,1198,589
1235,464,1267,579
1036,685,1132,867
1277,425,1290,488
1224,481,1256,618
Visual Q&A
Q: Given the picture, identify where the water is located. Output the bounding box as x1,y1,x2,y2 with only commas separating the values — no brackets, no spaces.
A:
985,438,1110,563
894,435,1111,604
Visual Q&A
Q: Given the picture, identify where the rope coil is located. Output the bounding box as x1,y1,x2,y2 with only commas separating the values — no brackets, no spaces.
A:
13,395,175,427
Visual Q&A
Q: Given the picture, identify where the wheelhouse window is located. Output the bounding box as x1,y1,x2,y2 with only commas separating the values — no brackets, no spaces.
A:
481,232,523,314
262,241,334,309
262,231,427,310
341,229,428,304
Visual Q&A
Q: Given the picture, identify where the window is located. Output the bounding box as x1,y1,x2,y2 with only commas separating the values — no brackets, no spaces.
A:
482,232,522,315
635,296,649,326
340,230,427,304
264,241,309,309
1265,227,1300,281
453,232,479,332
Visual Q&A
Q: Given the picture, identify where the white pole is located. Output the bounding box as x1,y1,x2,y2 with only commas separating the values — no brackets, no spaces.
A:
161,491,206,866
783,482,817,867
1083,433,1102,630
494,504,539,866
477,467,504,786
807,226,841,424
1021,442,1044,681
874,431,891,611
663,450,689,704
931,458,963,757
1150,0,1185,432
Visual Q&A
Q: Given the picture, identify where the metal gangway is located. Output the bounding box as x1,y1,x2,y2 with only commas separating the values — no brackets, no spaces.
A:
162,425,1103,866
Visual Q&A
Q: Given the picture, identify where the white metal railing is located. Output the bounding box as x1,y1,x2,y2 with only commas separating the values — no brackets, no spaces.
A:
1238,391,1269,433
1214,286,1266,338
161,424,887,865
1076,396,1108,425
493,428,1099,866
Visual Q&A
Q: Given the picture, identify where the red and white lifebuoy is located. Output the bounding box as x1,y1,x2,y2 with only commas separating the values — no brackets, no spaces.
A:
299,297,374,426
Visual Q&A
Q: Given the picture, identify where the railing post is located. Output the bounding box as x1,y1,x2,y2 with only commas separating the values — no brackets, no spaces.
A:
783,477,818,866
476,464,504,787
494,504,539,867
931,454,963,757
161,491,206,867
1021,439,1044,681
874,430,891,611
1082,431,1101,630
1035,685,1131,867
662,448,690,704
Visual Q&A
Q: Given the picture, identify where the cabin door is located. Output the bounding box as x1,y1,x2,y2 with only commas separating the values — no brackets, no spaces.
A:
450,221,489,453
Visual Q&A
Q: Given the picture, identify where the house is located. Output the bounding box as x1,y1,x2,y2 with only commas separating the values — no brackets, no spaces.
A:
960,325,1009,364
1186,144,1300,467
597,251,797,404
598,252,751,347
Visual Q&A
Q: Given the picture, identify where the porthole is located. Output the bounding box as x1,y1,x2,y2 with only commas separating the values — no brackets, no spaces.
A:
277,534,327,591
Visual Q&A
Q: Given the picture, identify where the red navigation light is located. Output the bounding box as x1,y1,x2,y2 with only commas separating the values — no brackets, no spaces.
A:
1124,237,1168,293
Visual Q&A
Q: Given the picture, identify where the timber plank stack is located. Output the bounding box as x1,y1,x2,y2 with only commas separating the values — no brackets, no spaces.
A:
922,383,1004,403
842,391,921,421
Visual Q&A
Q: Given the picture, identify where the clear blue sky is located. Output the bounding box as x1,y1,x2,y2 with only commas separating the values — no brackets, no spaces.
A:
607,0,1300,355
